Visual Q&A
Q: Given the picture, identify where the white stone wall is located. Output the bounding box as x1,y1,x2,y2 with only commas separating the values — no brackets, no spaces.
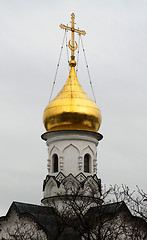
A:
45,131,99,177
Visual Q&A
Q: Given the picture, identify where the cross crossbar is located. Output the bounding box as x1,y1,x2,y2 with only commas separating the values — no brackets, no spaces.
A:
60,13,86,59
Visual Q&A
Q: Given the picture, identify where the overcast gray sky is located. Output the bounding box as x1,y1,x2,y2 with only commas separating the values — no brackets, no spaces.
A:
0,0,147,216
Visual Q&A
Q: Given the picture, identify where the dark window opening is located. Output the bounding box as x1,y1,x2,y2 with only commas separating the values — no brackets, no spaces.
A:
52,154,58,173
84,154,90,173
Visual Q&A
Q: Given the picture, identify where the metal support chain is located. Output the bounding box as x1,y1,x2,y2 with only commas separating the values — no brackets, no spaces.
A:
76,34,81,75
49,30,66,103
80,36,96,103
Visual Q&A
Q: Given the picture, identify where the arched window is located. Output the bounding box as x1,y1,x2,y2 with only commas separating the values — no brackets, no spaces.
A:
84,154,90,173
52,154,58,173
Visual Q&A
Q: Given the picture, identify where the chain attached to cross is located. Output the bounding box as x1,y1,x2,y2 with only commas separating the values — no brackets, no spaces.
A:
60,13,86,63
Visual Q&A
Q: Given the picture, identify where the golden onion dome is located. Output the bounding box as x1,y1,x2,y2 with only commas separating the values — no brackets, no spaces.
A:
43,60,102,133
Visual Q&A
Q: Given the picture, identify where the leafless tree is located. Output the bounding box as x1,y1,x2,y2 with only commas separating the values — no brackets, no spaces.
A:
1,185,146,240
102,184,147,221
51,185,147,240
0,217,48,240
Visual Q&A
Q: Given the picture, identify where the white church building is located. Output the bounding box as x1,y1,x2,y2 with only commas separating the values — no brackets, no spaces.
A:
0,13,146,240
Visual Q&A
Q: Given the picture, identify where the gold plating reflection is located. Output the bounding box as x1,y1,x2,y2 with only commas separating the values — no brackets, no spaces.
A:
43,66,102,132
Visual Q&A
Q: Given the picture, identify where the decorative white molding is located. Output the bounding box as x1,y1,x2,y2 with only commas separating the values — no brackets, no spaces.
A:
93,158,97,174
76,173,86,182
56,172,65,182
50,145,60,158
46,133,99,146
43,172,101,200
83,145,94,155
78,156,83,171
63,143,80,154
59,156,64,171
45,131,100,179
47,158,51,173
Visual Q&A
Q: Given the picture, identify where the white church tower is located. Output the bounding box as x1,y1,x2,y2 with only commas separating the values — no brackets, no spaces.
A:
41,13,103,206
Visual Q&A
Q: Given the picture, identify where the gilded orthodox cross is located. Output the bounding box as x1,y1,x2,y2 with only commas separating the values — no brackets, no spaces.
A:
60,13,86,60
